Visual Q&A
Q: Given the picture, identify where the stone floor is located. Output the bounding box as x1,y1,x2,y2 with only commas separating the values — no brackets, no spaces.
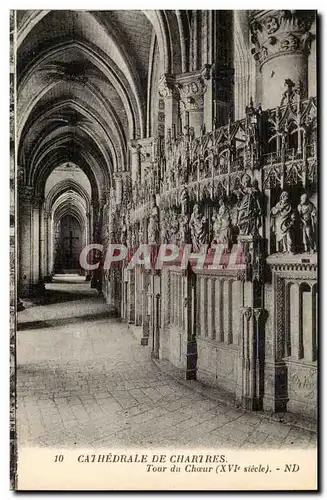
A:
16,280,317,450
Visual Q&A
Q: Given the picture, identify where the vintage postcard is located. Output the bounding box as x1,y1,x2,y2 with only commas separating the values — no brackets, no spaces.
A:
10,9,318,491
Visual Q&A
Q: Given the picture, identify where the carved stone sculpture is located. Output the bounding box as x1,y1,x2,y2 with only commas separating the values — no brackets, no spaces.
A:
211,199,233,250
270,191,296,253
297,193,317,253
162,208,180,244
235,174,262,236
178,212,190,246
147,195,160,244
169,209,180,244
138,222,144,245
131,225,137,249
189,203,207,252
120,215,127,245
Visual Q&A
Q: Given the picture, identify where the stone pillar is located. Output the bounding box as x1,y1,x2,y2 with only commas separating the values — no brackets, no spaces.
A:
39,202,46,282
250,10,315,109
158,74,180,139
18,187,44,297
18,186,33,297
239,306,264,410
43,211,51,281
150,273,161,359
176,68,209,137
237,234,266,410
183,267,197,380
140,270,150,346
200,11,214,131
129,142,141,184
114,175,123,206
126,269,135,323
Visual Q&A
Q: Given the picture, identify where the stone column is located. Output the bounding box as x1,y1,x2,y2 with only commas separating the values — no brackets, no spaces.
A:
18,187,44,297
237,234,266,410
31,195,45,293
176,68,209,137
39,201,46,282
18,186,33,297
158,74,180,139
129,142,141,184
250,10,315,109
140,270,150,346
183,267,197,380
126,269,135,323
43,210,51,281
114,175,123,206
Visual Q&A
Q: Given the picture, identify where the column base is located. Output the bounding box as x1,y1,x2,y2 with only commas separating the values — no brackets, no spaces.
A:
185,342,197,380
263,361,289,413
151,349,159,360
19,281,45,298
17,299,25,312
242,396,263,411
140,335,149,346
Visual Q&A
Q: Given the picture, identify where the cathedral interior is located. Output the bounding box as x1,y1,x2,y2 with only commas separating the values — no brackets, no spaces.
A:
11,10,317,450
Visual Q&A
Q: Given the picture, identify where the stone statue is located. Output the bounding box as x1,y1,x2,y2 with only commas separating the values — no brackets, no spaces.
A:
180,186,189,213
131,225,137,249
235,174,262,236
270,191,296,253
189,203,207,252
177,186,190,245
138,222,144,245
178,212,190,246
297,193,317,253
169,209,180,244
211,199,232,250
147,195,160,244
120,215,127,245
160,211,169,244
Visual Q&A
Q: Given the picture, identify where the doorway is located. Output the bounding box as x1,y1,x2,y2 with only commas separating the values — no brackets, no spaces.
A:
54,214,83,273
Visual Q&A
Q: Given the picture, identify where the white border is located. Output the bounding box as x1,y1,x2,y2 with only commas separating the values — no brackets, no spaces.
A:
0,3,324,498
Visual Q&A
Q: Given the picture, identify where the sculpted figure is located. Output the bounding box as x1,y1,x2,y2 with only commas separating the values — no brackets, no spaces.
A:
297,193,317,253
178,212,190,246
138,222,144,245
189,203,207,252
211,199,232,250
120,215,127,245
131,225,137,250
270,191,296,253
178,186,190,245
147,195,160,244
160,211,169,244
235,174,262,236
169,209,180,244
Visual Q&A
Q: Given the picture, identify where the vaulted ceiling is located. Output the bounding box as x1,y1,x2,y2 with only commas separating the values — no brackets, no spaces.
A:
17,10,190,202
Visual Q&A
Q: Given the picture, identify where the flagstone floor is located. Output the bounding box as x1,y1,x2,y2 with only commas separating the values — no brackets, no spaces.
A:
16,280,316,450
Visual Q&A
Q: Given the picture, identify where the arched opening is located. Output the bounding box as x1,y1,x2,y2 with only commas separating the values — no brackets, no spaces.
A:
54,214,83,273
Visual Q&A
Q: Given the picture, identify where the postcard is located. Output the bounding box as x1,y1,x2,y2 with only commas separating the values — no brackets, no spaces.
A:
10,9,318,491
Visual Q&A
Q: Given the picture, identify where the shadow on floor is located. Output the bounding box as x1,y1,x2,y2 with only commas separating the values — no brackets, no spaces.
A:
42,288,98,305
17,309,120,331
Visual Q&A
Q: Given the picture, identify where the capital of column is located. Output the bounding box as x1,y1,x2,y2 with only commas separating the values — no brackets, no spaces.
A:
241,307,253,321
129,140,142,154
18,185,34,203
158,74,179,100
249,10,315,67
176,70,208,113
101,188,111,206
